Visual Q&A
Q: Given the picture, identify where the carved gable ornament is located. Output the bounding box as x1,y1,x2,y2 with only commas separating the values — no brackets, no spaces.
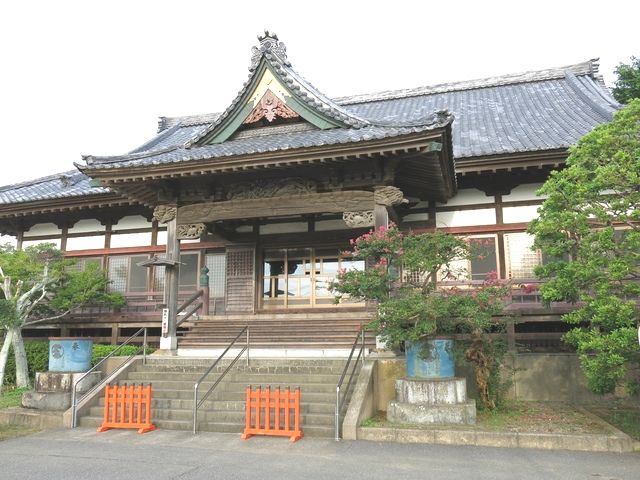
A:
243,89,299,125
227,177,317,200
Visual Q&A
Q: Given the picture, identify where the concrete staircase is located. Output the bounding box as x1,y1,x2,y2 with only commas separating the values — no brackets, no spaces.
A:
78,357,359,438
178,311,376,350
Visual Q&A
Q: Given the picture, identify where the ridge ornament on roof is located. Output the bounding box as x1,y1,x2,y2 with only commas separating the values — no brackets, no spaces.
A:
185,30,370,147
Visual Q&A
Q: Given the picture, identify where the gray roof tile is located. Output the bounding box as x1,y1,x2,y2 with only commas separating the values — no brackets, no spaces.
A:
0,44,620,205
0,171,110,205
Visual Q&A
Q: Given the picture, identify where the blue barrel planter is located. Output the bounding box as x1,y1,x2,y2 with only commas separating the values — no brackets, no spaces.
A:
405,338,455,379
48,338,93,372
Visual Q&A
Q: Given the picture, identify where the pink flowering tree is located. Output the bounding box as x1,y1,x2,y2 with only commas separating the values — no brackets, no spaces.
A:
331,225,512,409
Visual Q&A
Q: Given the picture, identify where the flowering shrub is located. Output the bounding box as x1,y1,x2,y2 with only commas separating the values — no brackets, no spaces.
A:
331,225,512,409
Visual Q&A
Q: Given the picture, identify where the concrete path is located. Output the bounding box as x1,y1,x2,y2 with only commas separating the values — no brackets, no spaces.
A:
0,428,638,480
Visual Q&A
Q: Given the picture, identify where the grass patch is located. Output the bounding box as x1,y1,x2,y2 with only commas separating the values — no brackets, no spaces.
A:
0,424,40,442
588,406,640,441
0,387,30,409
361,402,613,435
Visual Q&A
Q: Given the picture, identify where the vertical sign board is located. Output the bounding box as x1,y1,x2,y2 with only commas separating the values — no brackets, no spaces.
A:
161,308,169,336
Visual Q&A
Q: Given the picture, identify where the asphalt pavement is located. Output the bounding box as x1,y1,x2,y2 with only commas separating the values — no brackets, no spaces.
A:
0,427,638,480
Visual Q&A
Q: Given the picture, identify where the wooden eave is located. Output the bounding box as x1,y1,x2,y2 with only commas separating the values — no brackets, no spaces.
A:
87,128,453,205
455,148,568,175
0,192,137,220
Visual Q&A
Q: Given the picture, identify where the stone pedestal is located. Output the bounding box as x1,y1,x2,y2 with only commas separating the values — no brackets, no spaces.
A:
22,371,101,411
387,377,476,425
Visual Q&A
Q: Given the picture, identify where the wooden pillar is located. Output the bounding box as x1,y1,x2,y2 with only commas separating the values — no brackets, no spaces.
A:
160,216,180,351
374,204,389,229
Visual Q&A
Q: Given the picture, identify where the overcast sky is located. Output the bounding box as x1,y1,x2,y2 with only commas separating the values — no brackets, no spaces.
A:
0,0,637,187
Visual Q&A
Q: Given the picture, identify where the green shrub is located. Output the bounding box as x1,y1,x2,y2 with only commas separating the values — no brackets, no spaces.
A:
1,339,154,385
91,344,154,367
3,340,49,386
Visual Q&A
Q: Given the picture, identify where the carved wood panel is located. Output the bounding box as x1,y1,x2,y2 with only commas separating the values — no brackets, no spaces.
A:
178,191,375,224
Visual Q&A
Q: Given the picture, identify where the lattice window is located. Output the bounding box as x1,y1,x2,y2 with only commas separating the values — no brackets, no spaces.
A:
504,232,542,279
227,250,254,277
206,253,226,298
153,264,166,292
108,256,128,293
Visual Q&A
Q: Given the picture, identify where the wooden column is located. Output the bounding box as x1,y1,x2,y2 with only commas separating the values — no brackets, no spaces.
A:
161,216,180,351
154,205,180,352
374,204,389,229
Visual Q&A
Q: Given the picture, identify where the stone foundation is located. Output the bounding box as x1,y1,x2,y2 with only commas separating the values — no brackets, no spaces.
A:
387,377,476,425
22,371,101,411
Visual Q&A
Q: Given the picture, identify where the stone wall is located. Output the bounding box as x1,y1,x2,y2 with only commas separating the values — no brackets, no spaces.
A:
373,352,614,411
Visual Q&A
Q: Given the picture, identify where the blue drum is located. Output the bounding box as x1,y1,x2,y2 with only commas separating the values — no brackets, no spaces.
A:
48,338,93,372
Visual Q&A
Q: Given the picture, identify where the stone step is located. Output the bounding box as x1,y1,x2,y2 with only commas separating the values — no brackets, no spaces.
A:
179,340,372,348
94,397,337,414
146,389,337,403
87,405,334,425
116,379,339,394
125,371,342,384
78,415,334,437
133,364,347,375
141,358,349,368
194,311,373,321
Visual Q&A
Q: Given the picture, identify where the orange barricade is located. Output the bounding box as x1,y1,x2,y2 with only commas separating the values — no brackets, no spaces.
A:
97,384,156,434
241,386,303,442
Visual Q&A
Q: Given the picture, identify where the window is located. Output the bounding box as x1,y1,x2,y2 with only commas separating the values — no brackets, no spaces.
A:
262,248,364,308
439,235,499,282
107,255,149,293
504,232,542,279
206,253,226,298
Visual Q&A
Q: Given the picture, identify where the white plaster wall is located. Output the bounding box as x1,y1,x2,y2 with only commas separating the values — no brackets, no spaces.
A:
315,219,349,231
113,215,151,231
260,222,308,235
503,205,540,224
110,232,153,248
437,188,493,207
402,213,429,222
66,235,106,251
23,223,61,237
502,183,546,202
436,208,496,227
156,230,168,245
67,219,105,234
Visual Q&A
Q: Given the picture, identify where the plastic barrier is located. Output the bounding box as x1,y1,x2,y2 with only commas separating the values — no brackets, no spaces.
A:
241,386,303,442
97,384,156,434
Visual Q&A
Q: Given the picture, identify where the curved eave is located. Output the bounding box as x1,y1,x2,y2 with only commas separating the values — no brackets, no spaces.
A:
454,148,569,175
86,128,450,181
0,192,138,220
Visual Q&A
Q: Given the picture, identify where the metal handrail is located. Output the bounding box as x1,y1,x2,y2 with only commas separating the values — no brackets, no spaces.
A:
193,326,250,434
335,325,366,441
71,327,148,428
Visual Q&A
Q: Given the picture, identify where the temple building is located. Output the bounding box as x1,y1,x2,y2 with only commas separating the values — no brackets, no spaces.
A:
0,32,619,354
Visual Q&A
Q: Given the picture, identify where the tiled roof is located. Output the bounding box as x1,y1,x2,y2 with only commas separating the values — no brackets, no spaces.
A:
0,34,621,205
84,111,453,170
0,171,111,205
116,59,619,167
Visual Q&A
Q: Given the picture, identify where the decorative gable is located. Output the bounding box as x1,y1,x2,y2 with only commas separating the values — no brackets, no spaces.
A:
243,89,299,125
187,31,369,146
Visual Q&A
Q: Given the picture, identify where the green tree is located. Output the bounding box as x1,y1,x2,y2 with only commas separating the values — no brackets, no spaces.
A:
331,226,511,409
0,243,124,389
529,99,640,394
612,56,640,104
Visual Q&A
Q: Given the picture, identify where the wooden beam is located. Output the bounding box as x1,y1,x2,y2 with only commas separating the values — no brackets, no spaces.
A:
178,191,375,224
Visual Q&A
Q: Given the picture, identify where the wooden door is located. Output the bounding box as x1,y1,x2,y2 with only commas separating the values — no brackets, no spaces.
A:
225,247,255,312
